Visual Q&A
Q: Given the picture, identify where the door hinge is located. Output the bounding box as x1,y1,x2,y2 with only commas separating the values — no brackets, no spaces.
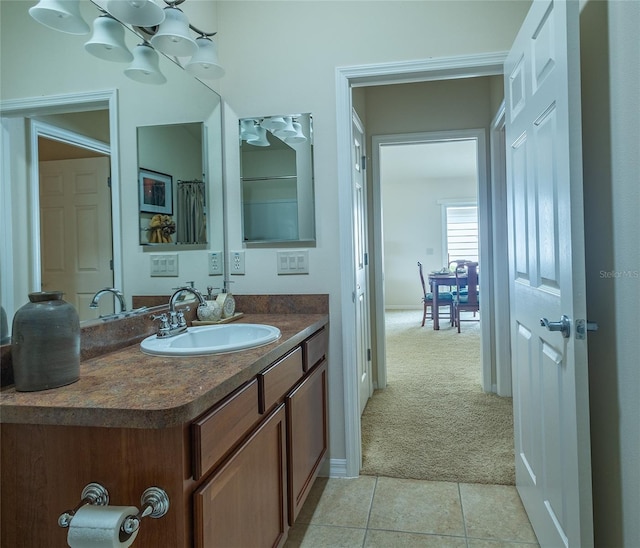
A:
361,155,366,170
367,348,372,362
107,176,111,188
364,252,369,266
109,259,113,270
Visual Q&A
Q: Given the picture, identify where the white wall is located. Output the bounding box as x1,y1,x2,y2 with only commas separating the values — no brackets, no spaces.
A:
580,1,640,546
381,157,477,308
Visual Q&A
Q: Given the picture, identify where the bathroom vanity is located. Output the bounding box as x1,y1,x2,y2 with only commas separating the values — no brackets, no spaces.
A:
0,308,328,547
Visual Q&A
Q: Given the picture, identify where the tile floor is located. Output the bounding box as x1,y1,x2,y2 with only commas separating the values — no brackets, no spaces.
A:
285,476,539,548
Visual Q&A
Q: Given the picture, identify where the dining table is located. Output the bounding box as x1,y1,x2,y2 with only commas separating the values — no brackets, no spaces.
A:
427,271,467,330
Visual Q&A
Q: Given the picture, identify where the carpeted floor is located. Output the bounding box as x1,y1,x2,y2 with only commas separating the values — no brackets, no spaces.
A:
360,310,515,485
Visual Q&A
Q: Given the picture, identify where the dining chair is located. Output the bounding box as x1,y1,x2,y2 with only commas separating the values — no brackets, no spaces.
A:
448,259,471,297
418,261,454,327
453,261,479,332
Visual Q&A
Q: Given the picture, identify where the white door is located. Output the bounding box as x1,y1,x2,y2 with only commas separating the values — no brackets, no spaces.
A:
505,1,593,546
39,157,114,320
353,111,373,415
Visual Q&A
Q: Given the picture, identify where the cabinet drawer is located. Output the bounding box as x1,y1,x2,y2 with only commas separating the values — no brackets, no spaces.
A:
302,328,328,372
192,379,260,480
258,347,303,413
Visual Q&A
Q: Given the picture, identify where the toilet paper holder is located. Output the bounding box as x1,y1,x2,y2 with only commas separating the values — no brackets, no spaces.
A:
58,482,170,538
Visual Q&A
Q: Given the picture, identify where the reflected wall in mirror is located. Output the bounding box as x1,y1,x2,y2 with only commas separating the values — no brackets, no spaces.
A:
137,122,207,246
239,113,315,246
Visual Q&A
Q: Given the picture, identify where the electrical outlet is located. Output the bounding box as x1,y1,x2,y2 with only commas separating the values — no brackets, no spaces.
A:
208,251,223,275
230,251,245,275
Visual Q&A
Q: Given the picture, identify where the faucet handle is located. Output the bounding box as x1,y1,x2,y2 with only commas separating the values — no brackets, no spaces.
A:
176,310,188,328
151,313,169,330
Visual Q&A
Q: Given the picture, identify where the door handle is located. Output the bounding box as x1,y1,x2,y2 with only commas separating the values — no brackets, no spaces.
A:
540,315,571,338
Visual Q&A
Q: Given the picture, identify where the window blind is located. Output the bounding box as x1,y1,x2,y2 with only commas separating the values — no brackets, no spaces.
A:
445,205,478,263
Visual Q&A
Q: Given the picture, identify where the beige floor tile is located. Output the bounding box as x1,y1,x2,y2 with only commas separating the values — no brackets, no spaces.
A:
467,540,540,548
365,529,467,547
460,483,538,544
296,476,377,528
284,524,367,547
367,477,465,536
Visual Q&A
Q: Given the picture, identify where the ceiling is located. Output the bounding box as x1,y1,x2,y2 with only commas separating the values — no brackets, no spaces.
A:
380,140,478,182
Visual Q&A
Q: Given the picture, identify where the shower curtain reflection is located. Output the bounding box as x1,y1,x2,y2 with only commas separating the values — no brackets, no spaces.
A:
177,180,206,244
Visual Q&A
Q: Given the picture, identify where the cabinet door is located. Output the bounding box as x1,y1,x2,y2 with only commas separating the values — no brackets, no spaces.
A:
286,359,328,524
194,404,288,548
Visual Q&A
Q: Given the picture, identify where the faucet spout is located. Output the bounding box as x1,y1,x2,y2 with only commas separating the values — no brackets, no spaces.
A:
169,287,206,313
90,288,127,313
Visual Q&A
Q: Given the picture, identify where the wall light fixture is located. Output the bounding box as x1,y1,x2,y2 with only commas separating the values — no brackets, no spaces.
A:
28,0,224,83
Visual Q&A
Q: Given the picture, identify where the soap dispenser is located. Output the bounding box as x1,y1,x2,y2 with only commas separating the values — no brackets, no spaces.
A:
197,286,222,322
216,281,236,319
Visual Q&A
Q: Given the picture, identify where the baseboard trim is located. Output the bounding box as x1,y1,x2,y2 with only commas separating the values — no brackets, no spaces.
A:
323,458,355,478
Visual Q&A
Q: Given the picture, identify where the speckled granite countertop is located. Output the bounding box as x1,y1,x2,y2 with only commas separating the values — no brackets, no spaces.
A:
0,313,328,429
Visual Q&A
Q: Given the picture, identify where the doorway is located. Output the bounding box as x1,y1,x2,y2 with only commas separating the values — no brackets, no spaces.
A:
336,53,508,478
371,131,489,391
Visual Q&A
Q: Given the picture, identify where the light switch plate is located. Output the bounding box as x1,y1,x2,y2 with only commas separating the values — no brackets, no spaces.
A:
277,251,309,274
150,254,179,277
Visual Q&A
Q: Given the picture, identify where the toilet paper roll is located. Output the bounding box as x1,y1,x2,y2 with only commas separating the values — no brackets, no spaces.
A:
67,505,139,548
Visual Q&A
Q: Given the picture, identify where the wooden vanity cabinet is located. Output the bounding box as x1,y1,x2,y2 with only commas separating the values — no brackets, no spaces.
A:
191,327,328,546
0,325,328,548
193,404,288,548
286,358,328,524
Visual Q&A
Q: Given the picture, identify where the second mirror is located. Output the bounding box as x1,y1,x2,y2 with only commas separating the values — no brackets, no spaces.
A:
239,113,315,246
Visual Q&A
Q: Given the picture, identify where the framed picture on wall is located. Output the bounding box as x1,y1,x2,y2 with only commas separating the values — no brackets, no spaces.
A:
139,168,173,214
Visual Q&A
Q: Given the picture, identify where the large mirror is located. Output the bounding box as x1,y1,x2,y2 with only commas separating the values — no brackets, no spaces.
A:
239,113,315,246
138,122,208,246
0,0,224,337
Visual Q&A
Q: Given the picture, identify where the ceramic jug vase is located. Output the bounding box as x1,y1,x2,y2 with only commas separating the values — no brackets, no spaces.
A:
11,291,80,391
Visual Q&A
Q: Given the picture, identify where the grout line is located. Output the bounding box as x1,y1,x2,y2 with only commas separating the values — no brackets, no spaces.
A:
457,482,470,548
361,475,379,547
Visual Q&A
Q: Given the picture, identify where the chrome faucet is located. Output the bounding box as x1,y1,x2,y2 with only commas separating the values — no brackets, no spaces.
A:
90,288,127,313
153,286,206,338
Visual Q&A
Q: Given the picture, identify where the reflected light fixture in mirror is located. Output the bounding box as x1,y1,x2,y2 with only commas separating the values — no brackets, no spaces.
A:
84,13,133,62
242,115,308,147
106,0,165,27
124,42,167,84
247,126,270,147
28,0,224,81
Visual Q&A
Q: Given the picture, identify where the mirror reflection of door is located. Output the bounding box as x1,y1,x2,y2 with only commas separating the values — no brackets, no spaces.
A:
38,137,114,320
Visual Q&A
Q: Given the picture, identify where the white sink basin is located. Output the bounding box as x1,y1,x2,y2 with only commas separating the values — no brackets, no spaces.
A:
140,324,281,356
